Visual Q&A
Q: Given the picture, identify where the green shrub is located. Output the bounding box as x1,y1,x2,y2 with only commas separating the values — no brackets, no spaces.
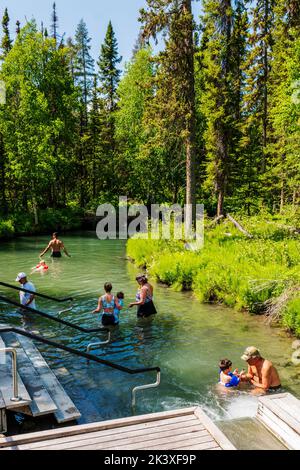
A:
0,219,15,238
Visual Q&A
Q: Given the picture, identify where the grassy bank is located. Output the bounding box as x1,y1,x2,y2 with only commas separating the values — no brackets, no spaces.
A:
127,215,300,337
0,207,84,239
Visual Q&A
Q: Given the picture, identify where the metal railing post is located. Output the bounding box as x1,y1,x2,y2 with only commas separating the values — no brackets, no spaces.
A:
132,371,161,408
0,348,21,402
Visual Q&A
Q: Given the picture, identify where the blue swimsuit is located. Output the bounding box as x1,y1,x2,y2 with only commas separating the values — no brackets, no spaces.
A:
219,371,240,388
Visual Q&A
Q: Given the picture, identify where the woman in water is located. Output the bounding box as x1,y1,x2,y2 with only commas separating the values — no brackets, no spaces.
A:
92,282,121,326
128,274,157,318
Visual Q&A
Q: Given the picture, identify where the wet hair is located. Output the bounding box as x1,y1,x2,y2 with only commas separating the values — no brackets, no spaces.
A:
117,291,124,299
53,232,58,238
136,274,147,284
104,282,112,293
219,359,232,371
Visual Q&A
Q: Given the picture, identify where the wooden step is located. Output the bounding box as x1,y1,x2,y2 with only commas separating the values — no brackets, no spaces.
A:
0,336,31,410
257,393,300,450
15,333,81,423
0,332,57,417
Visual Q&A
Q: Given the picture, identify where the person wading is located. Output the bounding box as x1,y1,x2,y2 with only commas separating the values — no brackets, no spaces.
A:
40,232,71,258
92,282,121,327
129,274,157,318
15,272,36,310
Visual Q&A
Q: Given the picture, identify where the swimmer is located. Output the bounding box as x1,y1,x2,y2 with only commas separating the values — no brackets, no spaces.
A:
31,260,49,274
219,358,243,388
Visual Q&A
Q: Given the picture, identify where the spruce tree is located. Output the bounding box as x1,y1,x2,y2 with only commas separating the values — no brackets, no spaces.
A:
98,21,122,113
51,2,58,43
140,0,197,224
1,8,12,60
243,0,275,175
200,0,236,216
74,19,94,206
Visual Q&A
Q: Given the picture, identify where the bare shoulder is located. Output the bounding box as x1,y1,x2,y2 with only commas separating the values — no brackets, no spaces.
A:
262,359,273,370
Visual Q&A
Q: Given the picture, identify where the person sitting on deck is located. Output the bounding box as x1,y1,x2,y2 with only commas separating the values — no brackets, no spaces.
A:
219,358,242,388
15,272,36,310
40,232,71,258
92,282,121,327
240,346,281,392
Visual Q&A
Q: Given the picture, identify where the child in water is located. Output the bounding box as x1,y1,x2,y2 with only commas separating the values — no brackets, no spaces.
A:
219,358,245,388
113,292,125,325
31,259,49,274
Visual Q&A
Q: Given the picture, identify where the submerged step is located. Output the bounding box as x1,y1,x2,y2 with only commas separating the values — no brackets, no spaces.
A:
1,332,57,417
217,417,287,450
15,333,81,424
0,336,31,410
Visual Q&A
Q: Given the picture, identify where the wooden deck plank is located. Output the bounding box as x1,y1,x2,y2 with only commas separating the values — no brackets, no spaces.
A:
0,336,31,409
23,424,208,451
80,430,214,451
1,332,57,417
12,417,201,450
0,407,197,448
258,397,300,435
0,406,235,451
257,403,300,450
15,333,80,423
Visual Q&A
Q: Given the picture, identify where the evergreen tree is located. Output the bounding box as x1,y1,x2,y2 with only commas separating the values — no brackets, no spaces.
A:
268,0,300,211
98,21,122,113
16,20,21,35
243,0,275,175
140,0,197,223
1,8,12,60
51,2,58,43
74,19,94,206
199,0,235,216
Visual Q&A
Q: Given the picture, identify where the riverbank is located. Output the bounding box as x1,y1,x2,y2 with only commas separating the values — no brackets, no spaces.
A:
0,208,84,239
127,215,300,337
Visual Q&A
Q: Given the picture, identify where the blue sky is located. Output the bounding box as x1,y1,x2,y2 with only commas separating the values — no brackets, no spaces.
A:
0,0,202,69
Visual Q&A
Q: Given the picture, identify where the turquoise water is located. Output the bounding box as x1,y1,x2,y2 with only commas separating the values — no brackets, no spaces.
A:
0,232,299,425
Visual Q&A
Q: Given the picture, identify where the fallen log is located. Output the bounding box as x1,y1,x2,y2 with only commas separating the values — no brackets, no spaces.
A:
226,213,253,238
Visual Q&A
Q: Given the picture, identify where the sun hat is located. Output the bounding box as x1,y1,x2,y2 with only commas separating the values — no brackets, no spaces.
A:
241,346,261,361
15,272,27,282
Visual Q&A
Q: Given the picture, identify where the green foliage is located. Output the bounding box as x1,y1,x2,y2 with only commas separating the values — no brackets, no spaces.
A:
127,217,300,335
0,219,14,238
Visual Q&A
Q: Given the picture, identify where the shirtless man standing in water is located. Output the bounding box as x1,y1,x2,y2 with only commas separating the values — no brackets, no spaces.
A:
240,346,281,392
40,232,71,258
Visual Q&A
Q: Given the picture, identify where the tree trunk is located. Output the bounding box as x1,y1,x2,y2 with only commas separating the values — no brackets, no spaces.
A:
183,0,196,229
0,133,8,216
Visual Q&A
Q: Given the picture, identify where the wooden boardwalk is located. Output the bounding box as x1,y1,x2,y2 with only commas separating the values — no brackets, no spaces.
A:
0,407,236,451
0,326,81,431
257,392,300,450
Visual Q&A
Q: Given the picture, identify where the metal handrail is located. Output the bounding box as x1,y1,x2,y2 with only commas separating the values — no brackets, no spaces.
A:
132,371,161,408
0,326,161,406
87,332,111,354
0,295,109,335
0,281,73,302
0,348,21,402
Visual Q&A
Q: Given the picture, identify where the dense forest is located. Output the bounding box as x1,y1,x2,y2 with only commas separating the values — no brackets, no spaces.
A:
0,0,300,235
